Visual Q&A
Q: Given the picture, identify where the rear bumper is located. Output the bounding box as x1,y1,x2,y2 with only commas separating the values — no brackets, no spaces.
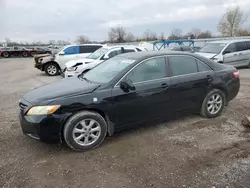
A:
227,78,240,102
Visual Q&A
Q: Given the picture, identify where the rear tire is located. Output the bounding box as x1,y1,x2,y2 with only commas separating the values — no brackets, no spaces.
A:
2,51,9,58
44,63,59,76
22,52,28,57
200,89,225,118
63,111,107,151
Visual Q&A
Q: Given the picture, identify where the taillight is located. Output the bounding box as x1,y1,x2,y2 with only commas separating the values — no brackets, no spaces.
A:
232,71,239,78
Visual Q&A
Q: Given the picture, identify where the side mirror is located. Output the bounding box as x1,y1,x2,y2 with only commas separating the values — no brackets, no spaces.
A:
120,80,135,92
223,51,231,55
59,51,65,56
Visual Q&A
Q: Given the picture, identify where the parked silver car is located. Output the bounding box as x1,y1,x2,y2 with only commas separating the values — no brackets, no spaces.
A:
196,39,250,68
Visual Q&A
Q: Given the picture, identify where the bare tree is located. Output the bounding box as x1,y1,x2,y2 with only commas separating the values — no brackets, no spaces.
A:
159,32,165,40
75,35,89,44
190,28,201,39
108,26,127,43
49,40,56,45
5,38,11,45
143,29,157,41
198,30,213,38
236,28,250,36
218,6,247,37
168,28,183,40
125,32,135,42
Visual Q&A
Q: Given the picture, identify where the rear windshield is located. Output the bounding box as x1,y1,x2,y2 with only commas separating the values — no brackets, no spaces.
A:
199,43,226,54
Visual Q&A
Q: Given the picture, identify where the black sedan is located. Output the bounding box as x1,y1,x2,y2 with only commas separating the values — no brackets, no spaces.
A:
19,51,240,151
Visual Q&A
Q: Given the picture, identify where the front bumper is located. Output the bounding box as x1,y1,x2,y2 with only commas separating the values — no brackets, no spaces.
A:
34,63,43,70
19,99,70,143
63,69,80,78
19,113,64,143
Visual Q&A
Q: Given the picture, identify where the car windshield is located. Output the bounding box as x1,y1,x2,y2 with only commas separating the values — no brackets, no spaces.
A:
199,43,226,54
82,56,135,84
87,48,109,60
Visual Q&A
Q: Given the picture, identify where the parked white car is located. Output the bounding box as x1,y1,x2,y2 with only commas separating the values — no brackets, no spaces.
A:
196,39,250,68
63,45,147,78
34,44,103,76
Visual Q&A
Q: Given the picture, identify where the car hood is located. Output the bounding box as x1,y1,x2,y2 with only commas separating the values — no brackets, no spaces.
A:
65,58,95,68
23,77,100,104
195,52,217,59
34,54,52,62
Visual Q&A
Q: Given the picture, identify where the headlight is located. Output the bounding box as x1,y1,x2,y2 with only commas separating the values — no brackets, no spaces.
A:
27,105,60,115
67,67,77,71
38,58,43,63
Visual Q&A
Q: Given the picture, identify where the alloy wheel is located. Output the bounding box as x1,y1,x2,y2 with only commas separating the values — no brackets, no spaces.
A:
207,94,223,115
72,119,101,146
47,65,57,75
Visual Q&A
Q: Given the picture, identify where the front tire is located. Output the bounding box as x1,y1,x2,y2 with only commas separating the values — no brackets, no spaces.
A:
200,89,225,118
2,51,9,58
63,111,107,151
44,63,59,76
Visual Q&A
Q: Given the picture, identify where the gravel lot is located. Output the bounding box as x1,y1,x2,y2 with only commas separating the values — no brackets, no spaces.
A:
0,58,250,188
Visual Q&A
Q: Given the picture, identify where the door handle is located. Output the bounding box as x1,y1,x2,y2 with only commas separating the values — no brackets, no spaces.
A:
161,83,168,88
233,54,238,56
239,53,243,56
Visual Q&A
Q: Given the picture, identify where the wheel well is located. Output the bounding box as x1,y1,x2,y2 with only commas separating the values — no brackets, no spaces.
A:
60,108,114,143
42,61,60,71
211,87,228,101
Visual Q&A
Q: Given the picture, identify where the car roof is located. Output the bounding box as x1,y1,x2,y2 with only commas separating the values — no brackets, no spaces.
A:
65,44,103,48
210,39,250,44
118,51,194,60
103,45,142,50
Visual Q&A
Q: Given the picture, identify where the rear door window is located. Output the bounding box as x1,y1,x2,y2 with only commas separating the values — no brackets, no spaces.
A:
80,45,102,53
64,46,80,55
246,41,250,50
124,49,136,53
235,42,248,52
169,56,198,76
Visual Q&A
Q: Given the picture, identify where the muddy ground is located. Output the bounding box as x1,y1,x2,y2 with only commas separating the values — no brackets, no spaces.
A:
0,58,250,188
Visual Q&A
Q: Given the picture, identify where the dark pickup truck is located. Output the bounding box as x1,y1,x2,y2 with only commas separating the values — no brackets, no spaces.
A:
0,46,51,58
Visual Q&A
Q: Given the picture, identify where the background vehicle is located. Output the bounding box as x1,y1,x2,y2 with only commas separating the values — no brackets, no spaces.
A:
196,39,250,68
29,47,52,56
63,45,147,78
34,44,103,76
0,46,51,58
171,46,200,52
0,46,40,58
19,51,240,151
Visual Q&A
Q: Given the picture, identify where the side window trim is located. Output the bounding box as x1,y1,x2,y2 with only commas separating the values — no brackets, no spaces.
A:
114,55,168,87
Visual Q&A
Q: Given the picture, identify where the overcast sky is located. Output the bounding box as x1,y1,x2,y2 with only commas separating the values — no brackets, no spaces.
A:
0,0,250,43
